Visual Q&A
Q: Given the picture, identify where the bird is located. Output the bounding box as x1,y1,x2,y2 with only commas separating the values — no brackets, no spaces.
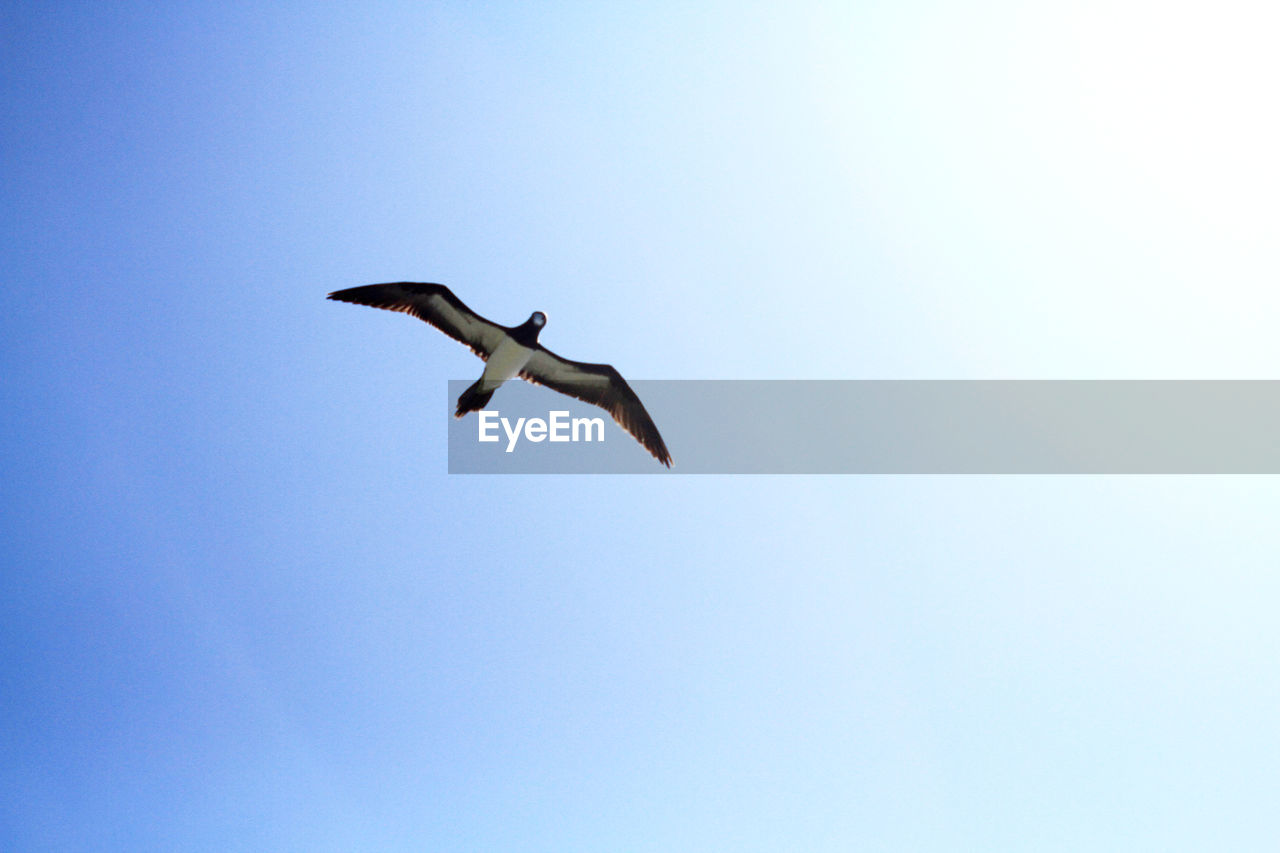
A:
328,282,672,467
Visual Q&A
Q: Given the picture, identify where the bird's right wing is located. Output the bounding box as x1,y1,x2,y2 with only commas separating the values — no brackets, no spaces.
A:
327,283,508,360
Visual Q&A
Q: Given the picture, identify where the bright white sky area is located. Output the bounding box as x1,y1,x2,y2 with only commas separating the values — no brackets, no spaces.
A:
3,2,1279,849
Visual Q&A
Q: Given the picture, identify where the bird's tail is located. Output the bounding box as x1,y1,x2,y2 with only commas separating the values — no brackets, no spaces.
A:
454,380,495,418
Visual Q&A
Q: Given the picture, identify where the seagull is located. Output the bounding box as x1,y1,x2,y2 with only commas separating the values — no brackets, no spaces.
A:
328,282,672,467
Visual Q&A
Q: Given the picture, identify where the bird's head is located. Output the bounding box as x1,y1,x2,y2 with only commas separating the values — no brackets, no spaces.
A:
530,311,547,328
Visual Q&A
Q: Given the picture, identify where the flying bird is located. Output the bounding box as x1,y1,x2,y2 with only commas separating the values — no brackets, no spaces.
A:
328,283,672,467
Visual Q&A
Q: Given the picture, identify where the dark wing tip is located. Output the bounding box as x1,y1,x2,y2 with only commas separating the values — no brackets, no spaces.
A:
328,281,451,298
604,377,672,468
634,413,673,468
326,284,394,305
325,283,450,315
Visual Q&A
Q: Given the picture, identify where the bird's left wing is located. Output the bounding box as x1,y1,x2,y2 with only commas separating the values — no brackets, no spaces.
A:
520,347,672,467
328,283,508,360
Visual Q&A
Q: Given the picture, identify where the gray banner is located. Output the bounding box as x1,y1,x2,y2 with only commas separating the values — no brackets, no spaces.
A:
446,380,1280,474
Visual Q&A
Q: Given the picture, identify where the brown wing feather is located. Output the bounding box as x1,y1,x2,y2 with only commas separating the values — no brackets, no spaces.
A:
520,347,672,467
327,283,507,360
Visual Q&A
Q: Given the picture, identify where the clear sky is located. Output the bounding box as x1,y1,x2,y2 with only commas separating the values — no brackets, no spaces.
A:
3,2,1279,850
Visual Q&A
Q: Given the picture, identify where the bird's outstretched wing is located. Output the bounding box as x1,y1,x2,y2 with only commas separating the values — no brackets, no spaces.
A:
327,283,507,360
520,347,672,467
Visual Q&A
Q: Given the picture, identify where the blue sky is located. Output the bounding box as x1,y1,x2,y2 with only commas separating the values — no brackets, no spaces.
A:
3,2,1279,850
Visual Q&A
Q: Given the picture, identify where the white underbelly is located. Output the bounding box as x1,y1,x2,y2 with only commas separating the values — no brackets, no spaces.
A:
480,337,533,388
